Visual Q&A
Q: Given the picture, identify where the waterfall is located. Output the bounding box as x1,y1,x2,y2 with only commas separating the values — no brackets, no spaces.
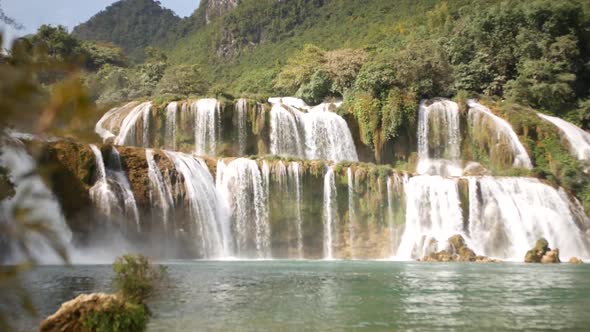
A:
146,149,174,229
236,98,248,155
269,99,358,162
386,174,406,257
216,158,271,258
113,102,152,147
165,102,178,150
396,176,465,260
416,100,462,177
323,167,338,260
270,103,305,157
105,147,139,229
192,99,220,156
303,109,358,162
468,176,589,261
347,168,355,259
165,151,230,258
538,113,590,161
468,101,533,169
89,145,119,218
0,138,72,264
288,162,304,258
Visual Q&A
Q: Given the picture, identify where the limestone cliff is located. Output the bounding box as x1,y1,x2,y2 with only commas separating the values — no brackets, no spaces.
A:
205,0,240,24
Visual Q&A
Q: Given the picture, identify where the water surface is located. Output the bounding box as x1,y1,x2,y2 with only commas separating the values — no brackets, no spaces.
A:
13,261,590,331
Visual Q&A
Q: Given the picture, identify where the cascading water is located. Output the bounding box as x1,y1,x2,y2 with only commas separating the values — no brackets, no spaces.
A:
146,149,175,229
323,167,338,260
89,145,119,218
417,100,462,176
270,103,305,157
468,176,589,260
386,174,407,257
269,98,358,162
288,162,304,258
0,138,72,264
347,168,356,259
236,98,248,156
468,101,533,169
165,151,230,258
105,147,139,229
114,102,152,147
538,113,590,161
216,158,271,258
192,99,220,156
165,102,178,150
397,176,465,260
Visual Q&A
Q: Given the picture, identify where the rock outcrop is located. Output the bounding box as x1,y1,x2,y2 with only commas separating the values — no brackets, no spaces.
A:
420,234,497,262
524,238,561,263
40,293,121,332
205,0,240,24
569,257,584,264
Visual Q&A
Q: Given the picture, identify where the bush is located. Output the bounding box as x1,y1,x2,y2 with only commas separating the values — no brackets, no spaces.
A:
82,299,148,332
296,70,331,105
112,254,167,303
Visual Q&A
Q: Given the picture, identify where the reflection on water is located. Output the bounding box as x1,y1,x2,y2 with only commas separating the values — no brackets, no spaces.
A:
9,261,590,331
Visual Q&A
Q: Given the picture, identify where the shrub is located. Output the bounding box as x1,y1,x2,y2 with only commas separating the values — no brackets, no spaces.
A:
112,254,167,303
82,299,148,332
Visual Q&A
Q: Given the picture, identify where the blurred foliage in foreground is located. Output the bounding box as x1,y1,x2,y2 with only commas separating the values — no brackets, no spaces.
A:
0,20,103,329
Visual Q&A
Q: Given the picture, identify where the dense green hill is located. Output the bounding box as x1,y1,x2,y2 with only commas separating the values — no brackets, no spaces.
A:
72,0,182,61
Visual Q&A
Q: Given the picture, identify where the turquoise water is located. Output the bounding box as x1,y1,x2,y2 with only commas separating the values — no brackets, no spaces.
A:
12,261,590,331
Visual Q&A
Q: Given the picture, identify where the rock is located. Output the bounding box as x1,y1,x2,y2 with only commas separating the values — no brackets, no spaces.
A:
540,249,560,264
525,249,541,263
448,234,466,252
534,238,550,253
206,0,239,24
40,293,121,332
525,238,560,263
419,234,495,263
569,257,583,264
462,162,492,176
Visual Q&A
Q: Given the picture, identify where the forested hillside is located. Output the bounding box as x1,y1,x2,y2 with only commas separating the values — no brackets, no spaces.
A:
72,0,182,60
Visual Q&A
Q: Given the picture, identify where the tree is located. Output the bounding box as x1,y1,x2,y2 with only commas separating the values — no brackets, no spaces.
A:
274,44,325,95
156,65,207,96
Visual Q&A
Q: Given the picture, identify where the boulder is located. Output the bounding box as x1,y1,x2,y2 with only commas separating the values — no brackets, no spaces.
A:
569,257,583,264
524,238,560,264
40,293,121,332
419,234,496,263
541,249,560,264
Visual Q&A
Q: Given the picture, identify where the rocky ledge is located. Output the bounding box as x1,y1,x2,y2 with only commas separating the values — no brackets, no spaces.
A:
419,234,498,263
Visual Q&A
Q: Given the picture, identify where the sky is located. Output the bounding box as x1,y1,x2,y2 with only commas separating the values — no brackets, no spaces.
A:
1,0,200,48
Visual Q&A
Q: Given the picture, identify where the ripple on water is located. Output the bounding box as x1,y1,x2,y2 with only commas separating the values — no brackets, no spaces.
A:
8,261,590,331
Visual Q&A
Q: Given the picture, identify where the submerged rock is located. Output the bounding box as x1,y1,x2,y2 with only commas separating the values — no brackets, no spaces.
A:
524,238,561,263
420,234,497,263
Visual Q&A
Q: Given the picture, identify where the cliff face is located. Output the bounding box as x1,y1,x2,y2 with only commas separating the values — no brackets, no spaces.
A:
205,0,240,24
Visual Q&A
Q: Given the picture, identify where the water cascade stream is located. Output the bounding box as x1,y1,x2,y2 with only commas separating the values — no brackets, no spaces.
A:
417,100,462,176
468,101,533,169
192,99,221,156
269,99,358,162
323,167,338,260
165,151,230,258
216,158,271,258
538,113,590,161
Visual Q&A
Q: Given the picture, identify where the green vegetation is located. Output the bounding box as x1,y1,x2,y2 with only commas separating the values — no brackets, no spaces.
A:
82,300,148,332
80,254,166,332
72,0,182,61
112,254,167,303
